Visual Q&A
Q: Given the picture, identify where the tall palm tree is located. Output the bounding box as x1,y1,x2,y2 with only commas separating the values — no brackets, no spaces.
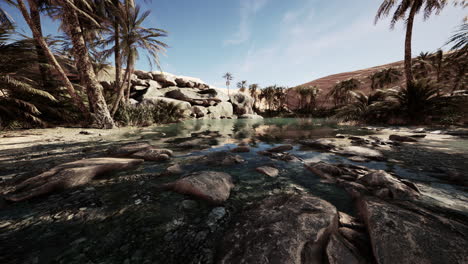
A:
375,0,449,88
248,83,259,110
369,67,402,90
14,0,88,116
57,0,115,128
446,22,468,57
223,72,233,96
237,80,247,92
109,4,168,115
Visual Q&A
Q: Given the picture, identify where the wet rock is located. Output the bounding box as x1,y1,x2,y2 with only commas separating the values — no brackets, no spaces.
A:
109,142,152,157
409,134,426,138
217,194,338,264
206,207,226,228
130,147,173,162
78,130,94,135
5,158,144,202
306,162,344,181
357,170,419,200
348,156,370,163
256,166,279,177
163,171,234,204
199,152,245,166
389,135,418,142
358,196,468,264
266,144,293,153
326,233,365,264
164,164,184,176
300,139,336,150
230,146,250,153
334,146,385,161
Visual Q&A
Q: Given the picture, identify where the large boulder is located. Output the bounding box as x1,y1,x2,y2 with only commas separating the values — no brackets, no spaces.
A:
300,139,337,150
207,102,233,119
163,171,234,204
230,92,255,115
141,97,192,118
201,88,229,102
358,196,468,264
4,158,144,202
165,89,221,106
191,105,208,118
217,194,338,264
134,70,153,80
151,72,177,87
357,170,419,200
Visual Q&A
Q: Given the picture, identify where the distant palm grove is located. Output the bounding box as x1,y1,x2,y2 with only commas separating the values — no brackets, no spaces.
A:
0,0,467,130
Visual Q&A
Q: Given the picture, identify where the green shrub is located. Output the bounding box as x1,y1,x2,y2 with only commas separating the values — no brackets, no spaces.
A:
114,101,184,126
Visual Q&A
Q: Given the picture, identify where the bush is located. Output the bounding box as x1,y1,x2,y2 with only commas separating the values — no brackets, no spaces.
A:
114,101,184,127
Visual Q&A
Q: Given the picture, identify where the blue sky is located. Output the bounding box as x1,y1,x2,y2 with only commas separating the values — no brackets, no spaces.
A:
2,0,466,87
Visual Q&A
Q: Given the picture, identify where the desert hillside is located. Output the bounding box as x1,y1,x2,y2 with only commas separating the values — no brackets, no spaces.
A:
287,60,407,109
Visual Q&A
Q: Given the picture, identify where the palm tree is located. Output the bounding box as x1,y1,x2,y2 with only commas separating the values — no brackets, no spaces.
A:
248,83,259,110
369,67,402,90
328,78,361,106
0,7,13,29
446,22,468,57
237,80,247,92
431,49,444,83
14,0,88,116
335,90,388,121
375,0,449,88
109,4,168,115
414,51,433,78
0,27,57,128
295,85,320,112
223,72,233,96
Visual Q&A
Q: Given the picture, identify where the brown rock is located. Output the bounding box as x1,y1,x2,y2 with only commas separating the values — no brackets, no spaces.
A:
256,166,279,177
231,146,250,153
130,147,173,161
109,142,152,157
358,196,468,264
5,158,144,202
326,233,365,264
358,170,419,200
217,194,338,264
163,171,234,204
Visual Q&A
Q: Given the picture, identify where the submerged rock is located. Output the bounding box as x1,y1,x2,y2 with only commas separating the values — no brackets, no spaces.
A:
217,194,338,264
5,158,143,202
163,171,234,204
256,166,279,177
389,135,418,142
266,144,293,153
230,146,250,153
358,196,468,264
199,152,245,166
300,139,337,150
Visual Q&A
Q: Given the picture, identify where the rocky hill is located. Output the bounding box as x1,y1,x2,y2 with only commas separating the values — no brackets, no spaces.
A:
98,70,262,120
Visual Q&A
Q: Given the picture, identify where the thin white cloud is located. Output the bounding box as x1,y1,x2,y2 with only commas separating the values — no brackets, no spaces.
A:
224,0,269,45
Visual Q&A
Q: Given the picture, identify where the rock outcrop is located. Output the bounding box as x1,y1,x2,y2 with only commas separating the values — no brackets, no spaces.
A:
217,194,338,263
358,196,468,264
163,171,234,204
4,158,144,202
107,70,261,120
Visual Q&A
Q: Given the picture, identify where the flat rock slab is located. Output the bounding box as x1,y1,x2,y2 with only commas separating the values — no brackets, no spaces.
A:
358,196,468,264
163,171,234,204
256,166,279,177
4,158,144,202
217,194,338,264
130,147,173,162
334,146,385,161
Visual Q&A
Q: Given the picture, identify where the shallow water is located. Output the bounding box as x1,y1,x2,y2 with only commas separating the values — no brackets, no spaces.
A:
133,118,468,215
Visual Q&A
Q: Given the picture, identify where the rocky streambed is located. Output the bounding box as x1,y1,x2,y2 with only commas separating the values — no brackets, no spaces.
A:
0,119,467,264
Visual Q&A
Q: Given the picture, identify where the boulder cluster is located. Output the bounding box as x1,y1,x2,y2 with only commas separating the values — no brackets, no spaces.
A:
103,71,262,120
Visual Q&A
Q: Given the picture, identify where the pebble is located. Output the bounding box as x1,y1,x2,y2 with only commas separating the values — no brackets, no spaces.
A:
134,199,142,205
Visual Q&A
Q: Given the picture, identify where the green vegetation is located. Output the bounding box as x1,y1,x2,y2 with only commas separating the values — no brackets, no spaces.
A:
328,78,362,106
114,101,184,127
0,0,170,130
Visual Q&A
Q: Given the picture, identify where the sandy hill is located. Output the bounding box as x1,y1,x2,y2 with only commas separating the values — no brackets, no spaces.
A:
286,59,407,109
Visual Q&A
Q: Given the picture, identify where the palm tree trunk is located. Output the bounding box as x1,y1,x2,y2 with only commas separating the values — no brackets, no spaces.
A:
61,4,115,128
29,3,50,90
17,0,88,116
404,4,418,88
125,54,134,102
